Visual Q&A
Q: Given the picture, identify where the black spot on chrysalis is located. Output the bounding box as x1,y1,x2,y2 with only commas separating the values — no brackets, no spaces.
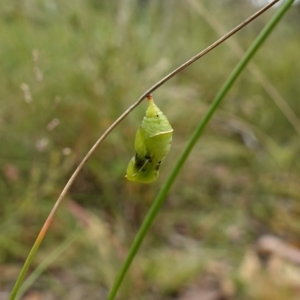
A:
135,153,146,169
145,154,152,163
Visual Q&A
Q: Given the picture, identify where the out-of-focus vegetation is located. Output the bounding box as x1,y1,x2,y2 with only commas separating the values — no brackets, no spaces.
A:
1,0,300,299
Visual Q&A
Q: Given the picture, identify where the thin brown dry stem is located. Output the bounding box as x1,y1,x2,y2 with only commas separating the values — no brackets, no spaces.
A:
24,0,279,281
47,0,279,223
188,0,300,135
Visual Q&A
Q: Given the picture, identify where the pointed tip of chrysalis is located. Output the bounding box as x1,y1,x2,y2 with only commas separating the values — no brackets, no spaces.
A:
145,94,161,118
146,94,155,111
146,94,153,103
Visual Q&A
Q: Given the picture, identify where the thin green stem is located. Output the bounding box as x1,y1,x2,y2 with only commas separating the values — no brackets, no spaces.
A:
106,0,295,299
15,232,78,300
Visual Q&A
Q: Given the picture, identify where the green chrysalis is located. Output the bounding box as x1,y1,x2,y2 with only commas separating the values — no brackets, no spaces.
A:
126,94,173,183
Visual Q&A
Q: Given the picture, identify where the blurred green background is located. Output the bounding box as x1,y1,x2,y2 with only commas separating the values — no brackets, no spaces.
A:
1,0,300,299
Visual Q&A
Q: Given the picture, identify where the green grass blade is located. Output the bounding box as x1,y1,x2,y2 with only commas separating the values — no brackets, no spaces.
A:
9,236,43,300
9,230,78,300
106,1,295,299
15,232,78,300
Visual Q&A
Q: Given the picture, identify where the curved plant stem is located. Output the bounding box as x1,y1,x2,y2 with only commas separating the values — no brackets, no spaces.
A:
8,1,280,300
106,0,295,299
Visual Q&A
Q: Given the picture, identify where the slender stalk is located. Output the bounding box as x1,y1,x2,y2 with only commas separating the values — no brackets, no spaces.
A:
8,1,280,299
15,233,78,300
188,0,300,135
106,0,295,299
